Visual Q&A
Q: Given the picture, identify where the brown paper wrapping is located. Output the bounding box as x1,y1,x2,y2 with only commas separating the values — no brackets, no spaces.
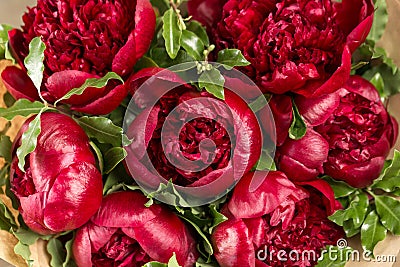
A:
1,0,400,266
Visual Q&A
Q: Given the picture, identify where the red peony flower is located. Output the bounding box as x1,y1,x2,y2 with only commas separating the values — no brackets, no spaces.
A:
211,171,344,267
299,76,398,188
124,68,262,203
189,0,374,97
2,0,155,115
275,129,329,182
72,191,198,267
10,112,103,235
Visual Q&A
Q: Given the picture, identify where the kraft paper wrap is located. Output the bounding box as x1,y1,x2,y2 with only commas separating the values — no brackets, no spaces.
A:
0,0,400,266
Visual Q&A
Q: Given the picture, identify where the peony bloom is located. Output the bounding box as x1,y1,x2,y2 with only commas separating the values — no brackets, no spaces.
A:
125,68,261,202
2,0,155,115
211,171,344,267
189,0,374,97
10,112,103,235
72,191,198,267
275,129,329,182
304,76,398,188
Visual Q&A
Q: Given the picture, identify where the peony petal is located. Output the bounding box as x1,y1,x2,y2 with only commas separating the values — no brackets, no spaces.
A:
134,0,156,60
130,209,198,267
342,75,380,102
276,129,329,181
212,219,255,267
71,82,128,115
187,0,227,29
112,35,137,77
7,29,27,68
1,66,39,101
267,94,292,146
91,191,161,228
46,70,104,105
296,179,339,215
44,162,103,232
72,226,95,267
324,156,385,188
295,91,341,127
228,171,307,219
29,113,96,192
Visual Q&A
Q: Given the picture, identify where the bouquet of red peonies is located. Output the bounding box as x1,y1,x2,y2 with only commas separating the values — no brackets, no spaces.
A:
1,0,400,266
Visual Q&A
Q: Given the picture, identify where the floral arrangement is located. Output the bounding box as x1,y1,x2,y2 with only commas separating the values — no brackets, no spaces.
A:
0,0,400,266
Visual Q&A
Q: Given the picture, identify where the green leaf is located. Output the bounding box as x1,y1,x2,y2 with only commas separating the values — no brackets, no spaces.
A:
288,100,307,140
208,204,227,234
150,47,194,68
0,24,13,58
14,241,33,266
13,228,42,246
24,37,46,90
344,193,369,228
369,72,385,96
150,0,169,15
76,116,127,147
217,49,250,70
343,219,361,238
362,64,400,98
198,68,225,100
255,149,277,171
323,176,356,198
178,214,214,257
16,110,45,172
0,99,45,121
0,199,15,231
181,30,205,61
162,8,182,59
54,72,123,105
186,20,210,47
4,41,15,63
143,253,182,267
3,92,16,108
374,195,400,235
373,46,398,74
372,150,400,192
316,246,352,267
0,135,12,163
361,210,387,256
249,94,269,113
146,180,190,207
134,56,159,72
0,164,10,188
329,209,348,226
103,147,127,174
63,237,76,267
89,141,104,174
366,0,388,42
47,238,66,267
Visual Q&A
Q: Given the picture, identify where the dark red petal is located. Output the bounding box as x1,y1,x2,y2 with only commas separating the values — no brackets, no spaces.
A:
342,75,380,102
29,113,96,192
19,192,55,235
112,35,137,77
71,83,128,115
187,0,226,29
225,89,262,175
267,94,293,146
295,90,341,127
7,29,27,68
44,162,103,232
212,219,255,267
91,191,162,228
295,46,352,97
296,179,339,215
324,156,385,188
1,66,39,101
276,129,329,181
134,0,156,60
127,209,198,266
228,171,307,219
46,70,104,105
73,224,94,267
